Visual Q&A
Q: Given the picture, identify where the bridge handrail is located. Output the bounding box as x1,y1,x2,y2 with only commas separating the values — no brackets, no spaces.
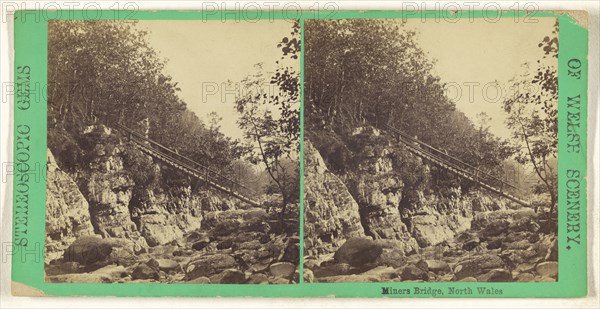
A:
383,124,516,190
136,140,255,197
110,122,257,197
112,122,219,173
133,136,256,197
409,143,508,189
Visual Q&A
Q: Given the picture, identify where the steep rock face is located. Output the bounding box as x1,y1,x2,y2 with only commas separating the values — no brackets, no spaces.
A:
308,126,508,250
80,125,212,247
304,141,365,255
79,125,148,249
404,189,506,247
133,185,207,247
346,127,508,247
47,124,233,252
344,128,420,250
45,149,95,262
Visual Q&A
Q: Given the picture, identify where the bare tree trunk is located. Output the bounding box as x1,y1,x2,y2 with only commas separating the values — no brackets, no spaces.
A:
517,117,556,213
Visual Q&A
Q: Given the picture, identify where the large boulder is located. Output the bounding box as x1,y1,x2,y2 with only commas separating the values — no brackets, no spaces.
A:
269,262,296,279
131,263,160,280
148,258,181,273
515,273,535,282
184,254,237,280
63,236,137,268
334,238,383,267
210,269,246,284
374,249,409,268
535,261,558,279
247,273,270,284
400,265,429,281
416,259,451,274
453,254,505,280
477,269,512,282
303,268,315,283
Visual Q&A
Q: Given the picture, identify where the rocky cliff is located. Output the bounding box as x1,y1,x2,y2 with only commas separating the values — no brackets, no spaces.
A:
304,126,557,283
45,124,299,284
305,126,506,253
46,150,95,263
303,141,365,255
77,125,148,251
45,125,233,258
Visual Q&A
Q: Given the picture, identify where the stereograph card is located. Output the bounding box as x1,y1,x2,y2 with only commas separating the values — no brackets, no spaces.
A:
9,9,590,298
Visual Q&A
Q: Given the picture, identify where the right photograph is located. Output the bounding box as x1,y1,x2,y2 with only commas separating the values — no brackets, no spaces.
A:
303,18,559,283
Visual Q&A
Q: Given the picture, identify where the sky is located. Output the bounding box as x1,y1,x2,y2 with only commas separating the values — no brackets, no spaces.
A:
404,17,557,139
138,20,297,141
138,17,557,141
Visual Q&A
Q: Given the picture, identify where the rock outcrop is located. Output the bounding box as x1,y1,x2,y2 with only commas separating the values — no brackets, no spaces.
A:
133,186,205,247
46,150,95,263
80,125,148,250
306,127,508,252
404,189,506,247
304,140,365,254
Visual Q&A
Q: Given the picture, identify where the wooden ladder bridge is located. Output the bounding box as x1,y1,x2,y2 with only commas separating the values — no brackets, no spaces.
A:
111,122,260,207
383,124,530,207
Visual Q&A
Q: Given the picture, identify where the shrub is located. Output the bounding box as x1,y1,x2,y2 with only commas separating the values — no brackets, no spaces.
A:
48,128,82,172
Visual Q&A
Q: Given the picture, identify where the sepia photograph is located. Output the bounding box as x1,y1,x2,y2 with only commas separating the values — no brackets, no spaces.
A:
303,17,559,284
44,19,301,284
4,4,594,302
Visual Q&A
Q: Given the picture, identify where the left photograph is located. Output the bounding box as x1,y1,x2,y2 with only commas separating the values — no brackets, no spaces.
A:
45,20,300,284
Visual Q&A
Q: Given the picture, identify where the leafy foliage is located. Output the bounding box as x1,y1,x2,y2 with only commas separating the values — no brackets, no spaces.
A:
305,20,449,135
235,21,301,212
305,19,511,181
503,21,559,212
48,21,238,188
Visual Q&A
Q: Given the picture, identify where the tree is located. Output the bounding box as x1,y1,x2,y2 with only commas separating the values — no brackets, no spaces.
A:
48,20,237,186
503,21,558,213
235,21,300,218
465,112,513,174
304,19,511,184
304,20,455,137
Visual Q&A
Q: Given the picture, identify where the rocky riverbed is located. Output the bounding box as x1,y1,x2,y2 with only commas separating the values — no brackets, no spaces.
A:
46,207,300,284
304,207,557,283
